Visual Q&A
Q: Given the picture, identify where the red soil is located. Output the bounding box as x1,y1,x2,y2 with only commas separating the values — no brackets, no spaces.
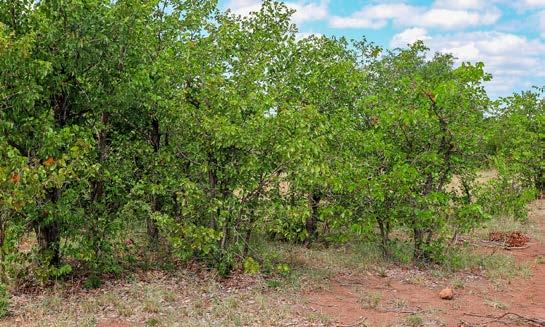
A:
303,199,545,326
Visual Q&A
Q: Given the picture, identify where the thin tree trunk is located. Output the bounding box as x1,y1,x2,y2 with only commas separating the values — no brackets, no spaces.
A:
147,118,161,246
90,112,109,260
208,155,219,229
35,188,62,266
33,73,70,267
461,178,472,204
91,112,109,201
243,224,253,258
148,195,160,245
305,192,321,244
377,218,391,257
413,227,424,261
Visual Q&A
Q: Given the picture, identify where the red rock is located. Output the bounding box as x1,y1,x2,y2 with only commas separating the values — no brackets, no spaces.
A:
439,288,454,300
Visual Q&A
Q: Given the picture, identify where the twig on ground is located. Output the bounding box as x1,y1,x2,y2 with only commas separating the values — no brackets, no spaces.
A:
504,244,531,250
308,302,337,307
464,312,545,326
376,308,421,315
336,316,368,327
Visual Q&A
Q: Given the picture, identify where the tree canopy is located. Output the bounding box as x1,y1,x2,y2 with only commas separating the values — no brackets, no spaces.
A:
0,0,542,297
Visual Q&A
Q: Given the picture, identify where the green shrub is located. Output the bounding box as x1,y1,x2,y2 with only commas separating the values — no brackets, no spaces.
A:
0,283,9,318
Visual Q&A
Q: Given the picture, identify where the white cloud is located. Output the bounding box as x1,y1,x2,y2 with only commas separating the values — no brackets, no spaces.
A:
444,43,480,61
330,4,417,29
289,1,329,24
329,3,501,30
432,0,493,10
517,0,545,9
390,27,430,47
413,8,500,29
226,0,328,24
329,16,387,29
226,0,261,16
395,31,545,96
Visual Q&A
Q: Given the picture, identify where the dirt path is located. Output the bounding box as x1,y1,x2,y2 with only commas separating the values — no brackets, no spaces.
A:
303,199,545,327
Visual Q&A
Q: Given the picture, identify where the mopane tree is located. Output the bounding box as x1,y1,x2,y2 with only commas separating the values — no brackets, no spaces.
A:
0,18,52,279
496,88,544,194
110,0,217,251
142,0,302,272
0,0,109,274
476,88,544,221
271,35,365,244
359,42,491,260
0,0,219,279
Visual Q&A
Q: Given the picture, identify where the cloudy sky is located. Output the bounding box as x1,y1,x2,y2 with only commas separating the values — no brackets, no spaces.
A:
220,0,545,97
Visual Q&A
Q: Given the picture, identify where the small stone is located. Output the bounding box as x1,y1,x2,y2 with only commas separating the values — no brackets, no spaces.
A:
439,288,454,300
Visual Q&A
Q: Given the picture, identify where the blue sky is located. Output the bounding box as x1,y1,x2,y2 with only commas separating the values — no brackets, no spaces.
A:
220,0,545,97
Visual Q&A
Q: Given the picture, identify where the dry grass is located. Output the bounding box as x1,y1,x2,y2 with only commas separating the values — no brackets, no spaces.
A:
2,270,299,327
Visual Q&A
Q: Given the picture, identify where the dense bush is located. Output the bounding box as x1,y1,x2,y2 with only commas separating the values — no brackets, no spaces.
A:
0,0,540,290
491,88,544,194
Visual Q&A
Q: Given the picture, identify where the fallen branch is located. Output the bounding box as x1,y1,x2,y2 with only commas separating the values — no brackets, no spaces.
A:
504,244,531,250
376,308,421,315
464,239,532,251
459,318,510,327
307,302,337,308
336,316,368,327
464,312,545,326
